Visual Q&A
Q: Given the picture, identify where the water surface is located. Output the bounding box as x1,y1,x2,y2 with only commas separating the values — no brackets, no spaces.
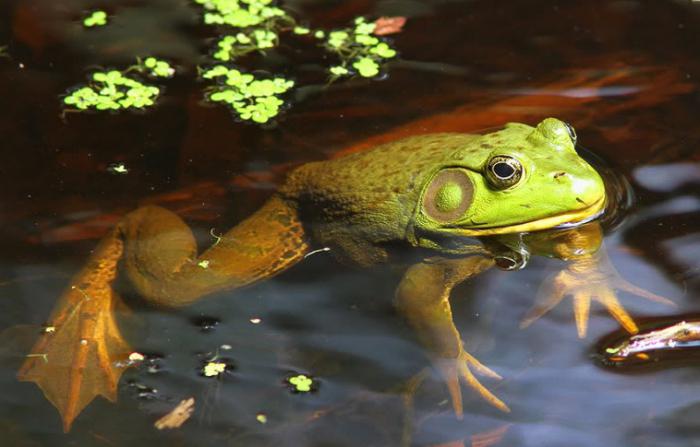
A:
0,1,699,446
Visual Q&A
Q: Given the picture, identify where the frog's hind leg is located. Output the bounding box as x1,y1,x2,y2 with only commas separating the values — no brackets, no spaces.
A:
18,230,131,432
19,195,309,431
120,196,309,306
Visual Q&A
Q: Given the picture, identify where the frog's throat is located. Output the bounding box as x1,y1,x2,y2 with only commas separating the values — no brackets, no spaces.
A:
452,195,606,236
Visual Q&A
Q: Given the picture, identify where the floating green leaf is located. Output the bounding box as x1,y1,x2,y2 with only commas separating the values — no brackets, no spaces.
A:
63,68,160,112
83,10,107,28
327,31,349,49
212,29,279,61
287,374,314,393
352,57,379,78
329,65,349,77
142,57,175,78
202,66,293,124
194,0,292,29
321,17,398,80
370,42,396,59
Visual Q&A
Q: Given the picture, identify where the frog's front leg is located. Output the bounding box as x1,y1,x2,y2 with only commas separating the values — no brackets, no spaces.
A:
520,224,674,338
395,255,510,416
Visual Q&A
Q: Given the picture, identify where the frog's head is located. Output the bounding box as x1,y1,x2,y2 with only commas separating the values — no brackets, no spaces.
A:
413,118,605,241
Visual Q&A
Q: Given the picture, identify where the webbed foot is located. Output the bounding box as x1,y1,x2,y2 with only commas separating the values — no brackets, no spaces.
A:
520,261,674,337
435,348,510,416
18,233,132,432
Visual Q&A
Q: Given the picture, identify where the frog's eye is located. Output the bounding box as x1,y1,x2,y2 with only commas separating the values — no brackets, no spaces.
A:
422,168,473,222
563,122,577,145
485,155,523,189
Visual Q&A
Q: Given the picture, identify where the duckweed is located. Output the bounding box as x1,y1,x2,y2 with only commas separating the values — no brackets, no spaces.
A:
83,10,107,28
329,65,349,76
142,57,175,78
202,361,227,377
292,26,310,35
287,374,314,393
107,162,129,174
202,65,294,123
352,57,379,78
63,69,160,111
322,17,398,80
194,0,292,29
212,29,278,61
69,1,405,123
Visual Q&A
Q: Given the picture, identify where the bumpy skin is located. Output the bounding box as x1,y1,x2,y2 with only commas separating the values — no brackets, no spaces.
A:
20,118,664,431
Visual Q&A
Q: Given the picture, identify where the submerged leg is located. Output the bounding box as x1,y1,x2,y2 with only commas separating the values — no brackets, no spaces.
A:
18,232,130,432
395,255,509,417
520,224,675,338
19,195,309,431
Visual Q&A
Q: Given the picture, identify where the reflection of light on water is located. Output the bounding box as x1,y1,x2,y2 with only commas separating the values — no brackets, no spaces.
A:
633,162,700,192
509,86,640,98
662,233,700,274
636,196,700,217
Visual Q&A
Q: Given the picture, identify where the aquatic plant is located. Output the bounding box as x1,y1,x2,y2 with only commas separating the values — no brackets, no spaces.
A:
212,30,278,61
202,361,227,377
65,1,405,124
287,374,314,393
63,69,160,111
107,162,129,174
321,17,398,80
193,0,403,122
83,10,108,28
202,65,294,123
139,57,175,78
194,0,292,29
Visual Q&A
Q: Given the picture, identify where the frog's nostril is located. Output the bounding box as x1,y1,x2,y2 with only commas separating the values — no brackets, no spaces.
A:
553,171,567,180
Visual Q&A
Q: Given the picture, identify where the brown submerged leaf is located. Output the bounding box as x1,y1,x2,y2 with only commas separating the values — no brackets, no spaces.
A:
154,398,195,430
373,16,407,36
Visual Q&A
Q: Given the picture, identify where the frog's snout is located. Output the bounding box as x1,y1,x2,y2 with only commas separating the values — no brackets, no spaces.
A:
553,165,606,210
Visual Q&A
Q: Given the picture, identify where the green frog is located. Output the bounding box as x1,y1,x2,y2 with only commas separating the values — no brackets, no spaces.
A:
19,118,669,431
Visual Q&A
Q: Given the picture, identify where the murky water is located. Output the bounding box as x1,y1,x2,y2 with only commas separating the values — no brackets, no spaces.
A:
0,0,699,446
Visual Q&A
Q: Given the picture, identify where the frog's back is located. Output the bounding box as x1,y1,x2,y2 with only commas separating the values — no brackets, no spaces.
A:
279,133,479,265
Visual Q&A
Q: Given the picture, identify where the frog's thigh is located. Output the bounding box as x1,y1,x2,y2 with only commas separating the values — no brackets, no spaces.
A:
394,256,494,358
121,206,197,277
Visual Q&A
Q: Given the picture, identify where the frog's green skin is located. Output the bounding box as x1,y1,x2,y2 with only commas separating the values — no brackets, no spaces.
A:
21,118,662,431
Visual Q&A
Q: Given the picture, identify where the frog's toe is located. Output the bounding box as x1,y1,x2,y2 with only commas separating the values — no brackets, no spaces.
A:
462,350,502,380
458,359,510,413
520,272,568,329
573,291,592,338
435,351,510,418
595,289,638,334
615,278,676,307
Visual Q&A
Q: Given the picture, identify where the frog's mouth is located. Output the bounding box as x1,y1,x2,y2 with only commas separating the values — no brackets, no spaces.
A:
451,195,606,236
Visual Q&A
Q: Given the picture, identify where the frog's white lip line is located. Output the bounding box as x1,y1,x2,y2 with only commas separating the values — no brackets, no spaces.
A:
452,195,606,236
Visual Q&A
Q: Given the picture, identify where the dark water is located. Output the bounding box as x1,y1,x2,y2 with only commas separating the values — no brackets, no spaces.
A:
0,0,699,446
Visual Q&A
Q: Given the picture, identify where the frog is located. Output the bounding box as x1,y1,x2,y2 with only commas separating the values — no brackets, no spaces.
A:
18,118,670,431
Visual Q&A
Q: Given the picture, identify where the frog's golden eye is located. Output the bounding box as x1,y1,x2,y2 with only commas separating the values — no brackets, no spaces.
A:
485,155,523,189
422,168,473,222
563,122,577,145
